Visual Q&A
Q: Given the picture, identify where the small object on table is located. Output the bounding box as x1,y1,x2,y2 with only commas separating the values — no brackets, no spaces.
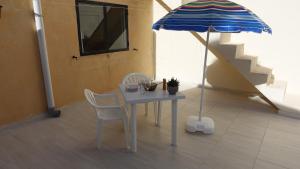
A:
143,81,158,91
125,84,139,92
163,78,167,90
167,78,180,95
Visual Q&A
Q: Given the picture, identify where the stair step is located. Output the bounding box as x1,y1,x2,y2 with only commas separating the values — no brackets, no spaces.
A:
252,65,273,84
238,55,257,62
238,55,258,71
231,59,251,74
217,43,245,59
252,64,272,74
215,33,288,110
219,42,243,46
220,33,231,43
268,74,275,84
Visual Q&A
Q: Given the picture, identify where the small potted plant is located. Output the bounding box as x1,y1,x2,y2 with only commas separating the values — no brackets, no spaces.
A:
167,78,179,95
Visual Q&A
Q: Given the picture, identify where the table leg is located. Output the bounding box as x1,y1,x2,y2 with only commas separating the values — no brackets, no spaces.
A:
130,104,137,152
171,100,178,146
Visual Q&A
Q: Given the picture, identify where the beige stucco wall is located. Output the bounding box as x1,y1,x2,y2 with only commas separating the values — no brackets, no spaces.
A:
0,0,154,126
0,0,47,126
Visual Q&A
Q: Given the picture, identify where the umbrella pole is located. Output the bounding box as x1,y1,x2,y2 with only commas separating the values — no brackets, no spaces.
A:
185,27,214,134
199,27,211,121
186,27,215,134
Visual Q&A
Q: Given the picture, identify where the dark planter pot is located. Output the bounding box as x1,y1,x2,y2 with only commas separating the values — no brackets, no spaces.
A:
167,86,178,95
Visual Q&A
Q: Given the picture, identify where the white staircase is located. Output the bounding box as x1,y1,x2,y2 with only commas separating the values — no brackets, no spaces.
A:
210,33,287,111
156,0,300,117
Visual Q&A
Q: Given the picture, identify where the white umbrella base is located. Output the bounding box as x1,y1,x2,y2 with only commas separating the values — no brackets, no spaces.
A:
186,116,214,134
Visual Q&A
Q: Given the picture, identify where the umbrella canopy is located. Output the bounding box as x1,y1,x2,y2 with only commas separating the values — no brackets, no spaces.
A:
153,0,272,134
153,0,272,34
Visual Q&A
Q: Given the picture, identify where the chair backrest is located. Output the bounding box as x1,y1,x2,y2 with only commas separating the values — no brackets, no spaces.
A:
122,73,150,85
84,89,97,107
84,89,122,121
84,89,104,120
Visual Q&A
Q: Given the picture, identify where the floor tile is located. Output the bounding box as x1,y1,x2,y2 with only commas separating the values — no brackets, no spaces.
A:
254,159,288,169
1,87,300,169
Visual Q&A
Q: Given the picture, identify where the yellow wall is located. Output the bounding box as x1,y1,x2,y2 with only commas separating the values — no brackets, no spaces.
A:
0,0,154,126
0,0,47,126
42,0,154,107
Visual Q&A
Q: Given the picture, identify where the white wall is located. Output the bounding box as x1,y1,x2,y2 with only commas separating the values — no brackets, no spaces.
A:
153,0,215,88
229,0,300,96
154,0,300,99
153,0,253,92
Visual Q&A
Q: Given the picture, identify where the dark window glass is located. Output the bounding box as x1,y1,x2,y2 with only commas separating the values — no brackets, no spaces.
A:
76,1,129,56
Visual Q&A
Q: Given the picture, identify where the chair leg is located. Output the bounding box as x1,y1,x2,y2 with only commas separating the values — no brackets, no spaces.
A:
125,104,130,117
96,119,103,149
125,103,128,112
156,101,162,127
145,103,149,116
123,115,130,150
154,102,158,125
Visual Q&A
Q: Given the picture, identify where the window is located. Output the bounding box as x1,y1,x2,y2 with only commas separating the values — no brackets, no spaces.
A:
75,0,129,56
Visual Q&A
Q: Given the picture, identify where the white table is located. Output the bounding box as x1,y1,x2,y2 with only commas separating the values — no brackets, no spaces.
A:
119,85,186,152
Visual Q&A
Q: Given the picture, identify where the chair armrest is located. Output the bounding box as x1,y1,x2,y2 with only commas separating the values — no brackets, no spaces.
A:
94,92,116,97
93,105,121,110
94,92,120,104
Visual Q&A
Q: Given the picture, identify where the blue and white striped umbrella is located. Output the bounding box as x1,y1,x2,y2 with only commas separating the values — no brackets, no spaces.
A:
153,0,272,133
153,0,272,34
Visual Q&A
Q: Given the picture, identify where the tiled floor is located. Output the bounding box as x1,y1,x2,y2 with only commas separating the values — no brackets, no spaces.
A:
1,87,300,169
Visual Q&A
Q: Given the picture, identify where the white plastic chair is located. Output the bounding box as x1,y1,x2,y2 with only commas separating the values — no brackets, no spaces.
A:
122,73,161,125
84,89,129,149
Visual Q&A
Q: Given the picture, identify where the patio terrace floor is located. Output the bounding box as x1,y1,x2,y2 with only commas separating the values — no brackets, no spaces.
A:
1,87,300,169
